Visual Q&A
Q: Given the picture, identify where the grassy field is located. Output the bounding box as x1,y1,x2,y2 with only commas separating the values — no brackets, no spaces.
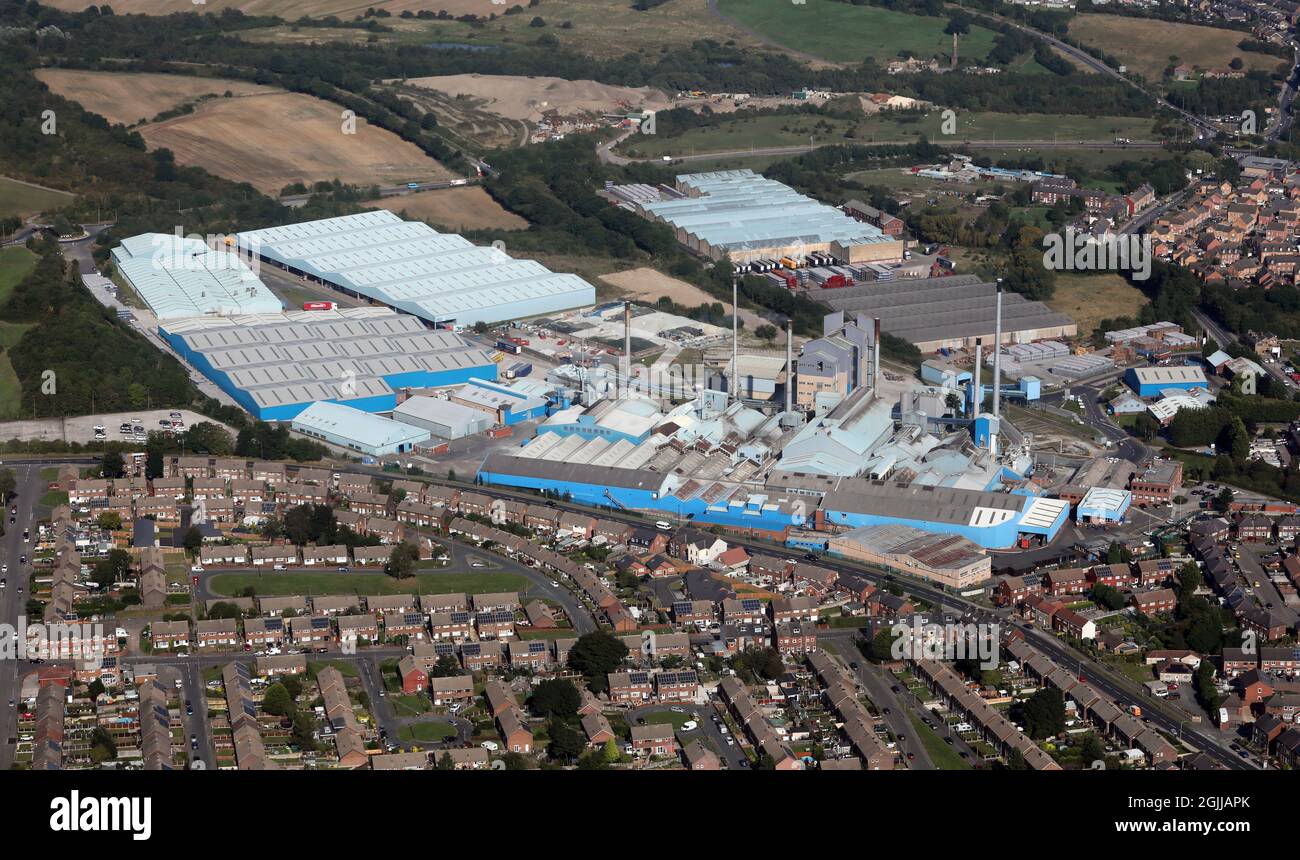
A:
1047,272,1149,336
0,247,37,419
396,721,458,743
718,0,997,64
1068,13,1286,81
622,111,1156,158
0,177,75,221
207,571,528,597
908,714,973,770
233,0,759,61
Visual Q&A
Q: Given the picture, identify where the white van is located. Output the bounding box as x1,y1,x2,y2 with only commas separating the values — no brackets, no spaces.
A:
655,520,672,531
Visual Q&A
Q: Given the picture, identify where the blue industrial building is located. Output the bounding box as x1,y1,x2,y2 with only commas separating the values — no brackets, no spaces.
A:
819,479,1069,549
536,398,663,445
159,309,497,421
1076,487,1132,524
451,378,549,426
1124,365,1207,398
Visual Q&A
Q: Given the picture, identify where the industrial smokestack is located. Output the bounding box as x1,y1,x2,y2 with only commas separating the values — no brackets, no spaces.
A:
732,277,740,405
872,317,881,395
623,300,632,394
992,286,1003,419
972,338,982,421
785,320,794,414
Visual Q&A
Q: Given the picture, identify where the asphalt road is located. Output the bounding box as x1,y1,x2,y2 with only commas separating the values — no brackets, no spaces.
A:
0,463,43,769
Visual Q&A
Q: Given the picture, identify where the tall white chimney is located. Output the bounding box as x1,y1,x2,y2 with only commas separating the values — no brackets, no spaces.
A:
972,338,982,421
992,286,1003,419
732,277,740,405
872,317,881,396
623,300,632,394
785,320,794,414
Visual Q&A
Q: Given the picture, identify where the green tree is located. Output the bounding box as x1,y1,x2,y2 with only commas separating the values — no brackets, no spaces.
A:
529,678,581,720
99,450,125,479
547,718,586,761
261,682,295,717
437,751,455,770
568,631,629,694
0,468,15,500
385,541,420,579
182,525,203,558
1021,688,1066,739
96,511,122,531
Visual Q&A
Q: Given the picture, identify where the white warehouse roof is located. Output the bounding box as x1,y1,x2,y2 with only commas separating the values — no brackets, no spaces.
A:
111,233,283,319
235,210,596,326
291,401,431,452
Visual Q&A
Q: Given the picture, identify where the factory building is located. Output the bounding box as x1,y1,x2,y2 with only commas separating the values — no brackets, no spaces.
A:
235,210,596,327
825,524,991,589
795,312,876,411
112,232,283,319
537,397,665,445
1076,487,1132,525
392,396,493,440
819,479,1069,549
819,275,1076,353
291,402,431,456
627,170,905,265
448,378,549,426
1124,365,1208,398
159,308,497,420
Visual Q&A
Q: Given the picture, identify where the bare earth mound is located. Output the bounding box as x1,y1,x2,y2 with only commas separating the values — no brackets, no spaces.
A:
600,268,772,332
366,187,528,231
35,68,279,127
401,74,673,123
139,91,451,194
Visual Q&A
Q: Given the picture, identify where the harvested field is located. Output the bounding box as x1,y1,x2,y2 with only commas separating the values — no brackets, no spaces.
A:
1068,14,1286,80
35,68,278,127
139,91,452,194
401,74,673,123
1046,272,1149,337
366,186,527,231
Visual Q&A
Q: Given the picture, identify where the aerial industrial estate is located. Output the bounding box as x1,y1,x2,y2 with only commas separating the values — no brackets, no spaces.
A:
7,0,1300,835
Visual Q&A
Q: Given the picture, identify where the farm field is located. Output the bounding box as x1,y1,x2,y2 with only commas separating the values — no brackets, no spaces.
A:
34,68,279,127
230,0,757,59
1067,13,1285,81
1046,272,1149,337
207,571,529,597
0,176,76,220
716,0,998,64
141,91,452,194
366,187,528,231
37,70,452,193
621,111,1157,158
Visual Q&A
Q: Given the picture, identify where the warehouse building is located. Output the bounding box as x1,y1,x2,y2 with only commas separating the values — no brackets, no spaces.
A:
291,401,431,457
819,275,1076,353
112,232,283,319
1076,487,1132,525
159,308,497,420
825,524,991,589
392,396,493,440
631,170,905,265
448,378,549,426
1124,365,1208,398
236,210,596,327
819,479,1069,549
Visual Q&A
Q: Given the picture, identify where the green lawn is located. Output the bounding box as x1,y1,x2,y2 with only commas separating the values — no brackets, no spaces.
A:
638,710,694,730
908,714,972,770
392,694,432,717
308,660,359,679
623,111,1156,158
718,0,996,64
396,721,458,743
0,176,74,220
207,570,528,597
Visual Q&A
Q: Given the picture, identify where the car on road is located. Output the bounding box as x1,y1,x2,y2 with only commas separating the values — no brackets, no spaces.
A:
470,562,485,568
378,690,386,698
16,556,23,565
190,734,198,750
185,700,193,715
670,706,685,713
882,708,890,715
170,412,182,419
906,752,915,760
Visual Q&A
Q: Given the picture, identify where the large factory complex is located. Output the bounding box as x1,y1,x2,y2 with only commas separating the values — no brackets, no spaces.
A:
105,169,1161,589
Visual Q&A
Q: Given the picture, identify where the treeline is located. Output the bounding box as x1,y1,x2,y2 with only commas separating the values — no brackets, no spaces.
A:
1168,71,1278,118
5,239,196,417
8,1,1157,118
763,140,945,202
